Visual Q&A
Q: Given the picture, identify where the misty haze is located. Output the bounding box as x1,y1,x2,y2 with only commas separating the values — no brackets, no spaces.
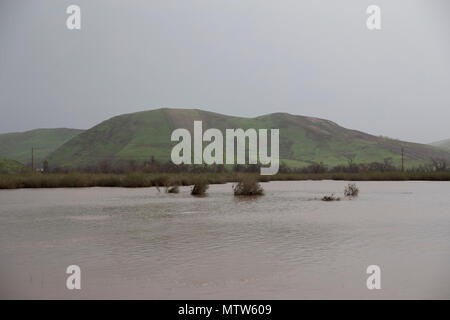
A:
0,1,450,302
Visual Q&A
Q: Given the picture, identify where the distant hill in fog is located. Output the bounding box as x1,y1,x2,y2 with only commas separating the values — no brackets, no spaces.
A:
0,128,83,167
430,139,450,151
42,108,450,169
0,157,26,174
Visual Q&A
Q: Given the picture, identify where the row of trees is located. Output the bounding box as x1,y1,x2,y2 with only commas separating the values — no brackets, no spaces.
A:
45,156,449,174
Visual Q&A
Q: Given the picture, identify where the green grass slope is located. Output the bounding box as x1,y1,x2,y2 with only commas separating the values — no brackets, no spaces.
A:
0,157,26,174
47,108,450,169
430,139,450,151
0,128,84,167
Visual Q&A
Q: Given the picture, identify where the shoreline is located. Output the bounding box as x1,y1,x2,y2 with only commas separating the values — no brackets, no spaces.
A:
1,172,450,189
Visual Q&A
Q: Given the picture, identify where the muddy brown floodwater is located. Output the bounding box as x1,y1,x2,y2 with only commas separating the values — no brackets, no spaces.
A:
0,181,449,299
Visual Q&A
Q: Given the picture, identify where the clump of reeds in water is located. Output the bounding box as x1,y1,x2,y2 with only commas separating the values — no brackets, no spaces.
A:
233,176,264,196
164,177,180,193
321,194,341,201
166,185,179,193
190,178,209,196
344,183,359,197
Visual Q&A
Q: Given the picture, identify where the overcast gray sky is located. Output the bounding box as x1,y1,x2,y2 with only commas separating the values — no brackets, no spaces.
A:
0,0,449,143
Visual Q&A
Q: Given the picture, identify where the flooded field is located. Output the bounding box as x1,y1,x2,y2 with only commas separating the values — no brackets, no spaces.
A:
0,181,449,299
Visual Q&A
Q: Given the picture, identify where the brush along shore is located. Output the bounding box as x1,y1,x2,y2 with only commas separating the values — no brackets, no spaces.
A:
1,171,450,189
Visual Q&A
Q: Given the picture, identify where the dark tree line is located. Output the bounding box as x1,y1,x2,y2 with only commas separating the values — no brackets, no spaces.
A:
45,156,449,174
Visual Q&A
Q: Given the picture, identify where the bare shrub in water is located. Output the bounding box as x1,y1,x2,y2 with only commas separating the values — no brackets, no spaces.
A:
166,185,179,193
344,183,359,197
165,177,180,193
191,178,209,196
233,176,264,196
321,194,341,201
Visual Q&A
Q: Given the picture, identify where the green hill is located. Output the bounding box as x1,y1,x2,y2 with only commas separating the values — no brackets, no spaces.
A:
431,139,450,151
0,157,26,174
0,128,84,168
46,108,450,170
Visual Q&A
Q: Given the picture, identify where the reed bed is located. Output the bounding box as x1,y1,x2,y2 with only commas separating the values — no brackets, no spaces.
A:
1,171,450,189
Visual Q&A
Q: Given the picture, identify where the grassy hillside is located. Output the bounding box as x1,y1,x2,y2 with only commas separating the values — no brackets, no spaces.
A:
0,128,83,168
431,139,450,151
0,157,26,174
47,108,450,169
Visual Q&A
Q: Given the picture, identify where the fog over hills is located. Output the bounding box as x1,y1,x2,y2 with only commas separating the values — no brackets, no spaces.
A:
430,139,450,151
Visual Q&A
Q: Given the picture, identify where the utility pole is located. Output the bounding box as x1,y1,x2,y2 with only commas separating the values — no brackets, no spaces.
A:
31,147,35,173
401,147,404,172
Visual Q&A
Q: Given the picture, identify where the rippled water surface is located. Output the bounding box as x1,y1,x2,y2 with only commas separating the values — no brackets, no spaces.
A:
0,181,449,299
